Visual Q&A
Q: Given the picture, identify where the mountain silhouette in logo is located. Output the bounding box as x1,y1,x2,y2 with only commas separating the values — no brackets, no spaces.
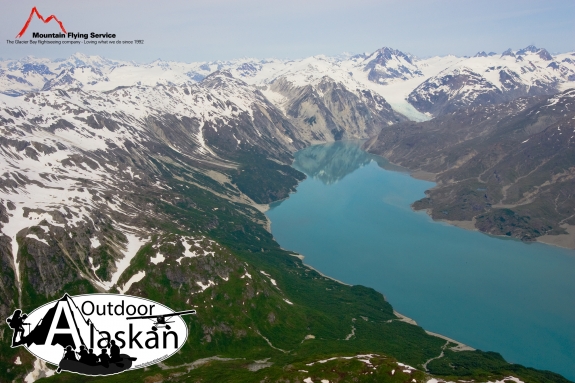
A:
20,294,91,349
16,6,67,38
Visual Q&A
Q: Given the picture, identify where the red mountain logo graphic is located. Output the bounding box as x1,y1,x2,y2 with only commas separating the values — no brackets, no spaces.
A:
16,7,67,38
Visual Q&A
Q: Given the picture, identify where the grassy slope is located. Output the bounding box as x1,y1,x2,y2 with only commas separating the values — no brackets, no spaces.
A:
2,149,571,383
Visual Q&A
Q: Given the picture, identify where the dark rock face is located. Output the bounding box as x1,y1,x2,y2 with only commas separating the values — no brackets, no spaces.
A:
501,48,516,58
365,89,575,242
270,76,405,143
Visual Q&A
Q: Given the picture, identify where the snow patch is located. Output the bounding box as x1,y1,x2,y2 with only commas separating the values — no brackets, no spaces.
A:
397,362,415,370
90,237,101,248
176,238,199,264
150,251,165,265
197,280,216,291
260,270,277,286
102,232,147,290
24,359,55,383
26,234,49,246
118,270,146,294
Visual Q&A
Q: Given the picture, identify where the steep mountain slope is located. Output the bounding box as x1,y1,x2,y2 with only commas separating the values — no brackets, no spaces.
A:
264,76,405,142
1,52,573,382
364,88,575,243
0,71,309,318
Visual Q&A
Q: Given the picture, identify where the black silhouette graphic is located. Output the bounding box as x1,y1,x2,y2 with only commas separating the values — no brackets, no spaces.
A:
78,345,89,363
56,342,137,375
98,348,110,368
126,309,196,331
6,309,29,346
8,294,89,349
5,294,194,376
84,348,99,366
7,294,137,376
110,340,121,362
63,345,78,361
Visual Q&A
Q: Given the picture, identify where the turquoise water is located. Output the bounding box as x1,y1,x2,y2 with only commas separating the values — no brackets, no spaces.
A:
266,141,575,380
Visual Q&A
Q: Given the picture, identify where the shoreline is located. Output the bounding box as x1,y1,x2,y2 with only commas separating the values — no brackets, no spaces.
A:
438,216,575,251
408,171,575,251
392,310,474,351
367,152,575,251
287,252,352,286
287,252,477,352
424,330,475,351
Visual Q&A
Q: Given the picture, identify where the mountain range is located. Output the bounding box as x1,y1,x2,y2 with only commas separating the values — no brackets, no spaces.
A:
1,45,574,382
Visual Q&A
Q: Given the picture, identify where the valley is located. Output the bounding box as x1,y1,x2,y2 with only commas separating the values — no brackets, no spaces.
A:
1,46,574,382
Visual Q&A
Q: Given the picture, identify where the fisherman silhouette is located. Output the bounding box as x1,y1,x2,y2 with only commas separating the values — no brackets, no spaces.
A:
63,345,78,361
98,348,110,368
109,340,121,363
6,310,28,347
78,345,89,363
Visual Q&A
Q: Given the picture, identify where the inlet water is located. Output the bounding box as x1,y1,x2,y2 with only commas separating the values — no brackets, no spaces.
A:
266,141,575,380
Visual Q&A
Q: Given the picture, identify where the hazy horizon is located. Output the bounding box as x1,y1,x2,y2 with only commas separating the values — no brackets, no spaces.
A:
1,0,573,63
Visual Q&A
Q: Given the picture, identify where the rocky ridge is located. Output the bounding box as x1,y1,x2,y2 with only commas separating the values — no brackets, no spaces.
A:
1,48,574,382
365,88,575,244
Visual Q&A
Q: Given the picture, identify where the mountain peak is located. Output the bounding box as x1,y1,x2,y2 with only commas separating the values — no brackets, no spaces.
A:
501,48,516,58
517,45,539,55
537,48,553,61
371,46,414,64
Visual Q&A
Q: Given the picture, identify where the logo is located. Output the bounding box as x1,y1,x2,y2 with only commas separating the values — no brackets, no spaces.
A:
16,7,67,38
6,294,196,376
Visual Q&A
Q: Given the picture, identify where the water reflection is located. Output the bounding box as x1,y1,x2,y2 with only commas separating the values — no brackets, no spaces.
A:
267,141,575,380
293,141,405,184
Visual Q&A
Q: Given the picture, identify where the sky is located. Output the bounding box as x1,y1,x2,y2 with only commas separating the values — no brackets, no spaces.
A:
1,0,574,63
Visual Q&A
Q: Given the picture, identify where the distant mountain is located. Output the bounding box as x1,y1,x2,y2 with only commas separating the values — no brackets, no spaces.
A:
407,45,575,116
362,46,423,83
365,88,575,243
3,46,573,119
41,66,108,90
264,75,406,142
1,49,574,383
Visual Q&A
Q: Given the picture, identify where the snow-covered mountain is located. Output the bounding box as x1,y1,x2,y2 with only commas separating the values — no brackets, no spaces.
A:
1,45,574,305
362,47,423,83
4,46,573,121
0,70,313,311
2,46,575,383
407,46,575,115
